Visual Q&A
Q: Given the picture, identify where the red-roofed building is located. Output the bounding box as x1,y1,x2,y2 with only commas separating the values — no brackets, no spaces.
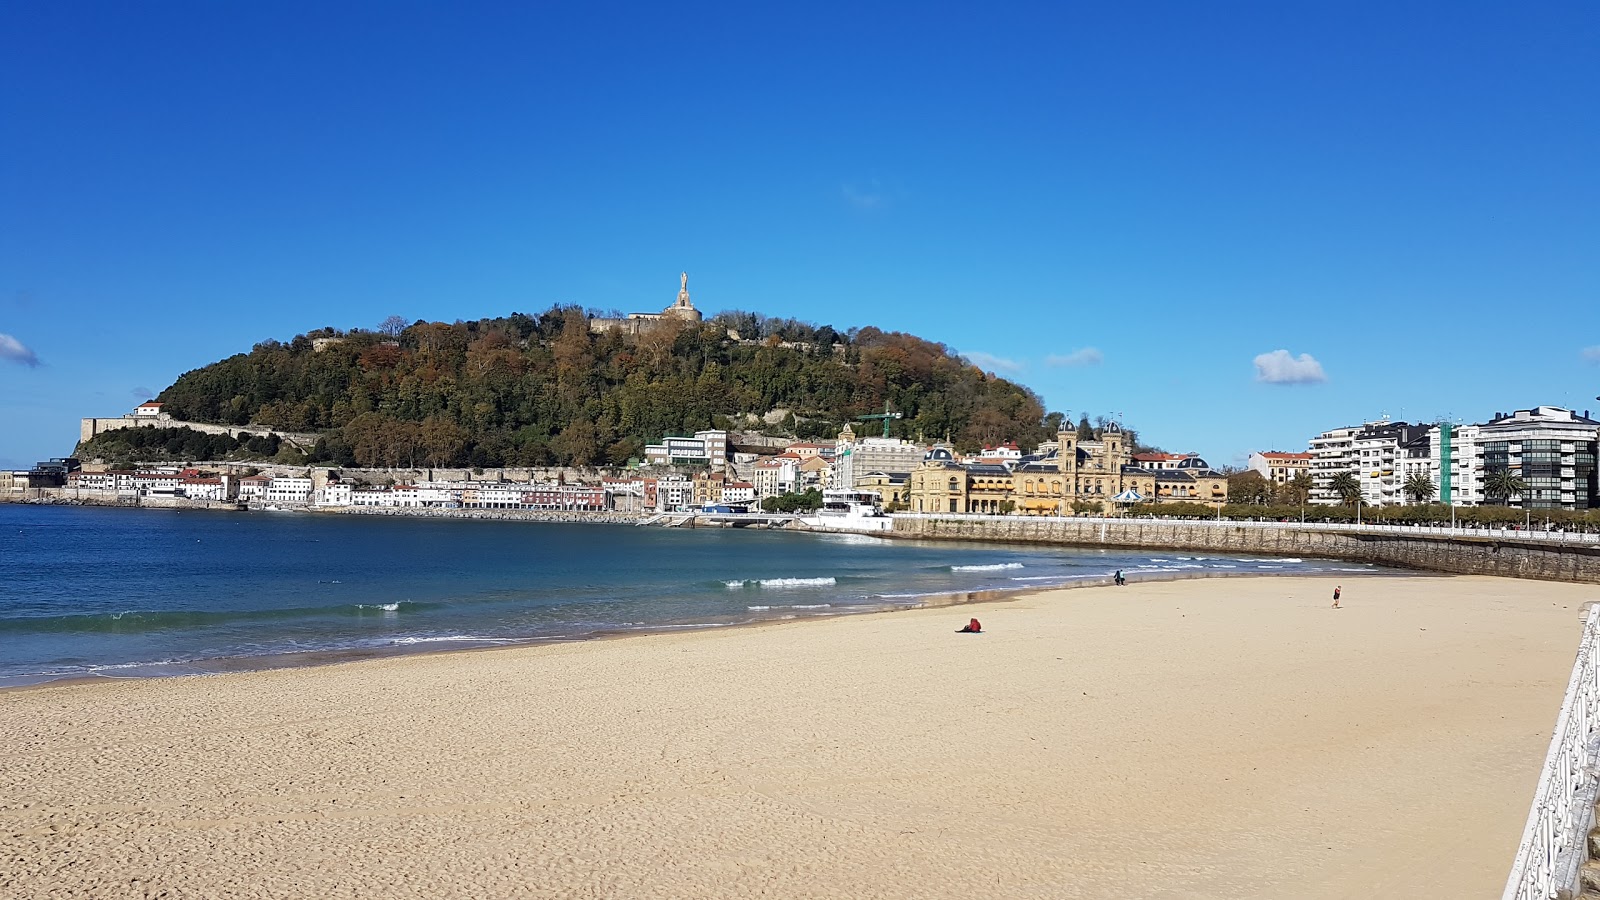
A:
1248,451,1314,484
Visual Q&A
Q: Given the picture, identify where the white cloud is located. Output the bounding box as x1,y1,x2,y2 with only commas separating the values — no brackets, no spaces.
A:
841,179,886,211
962,351,1024,374
0,333,39,367
1046,347,1103,368
1583,346,1600,364
1253,349,1326,385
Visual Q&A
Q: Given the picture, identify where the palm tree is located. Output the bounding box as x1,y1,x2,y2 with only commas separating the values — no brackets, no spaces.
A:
1483,468,1527,506
1403,472,1436,504
1328,472,1363,507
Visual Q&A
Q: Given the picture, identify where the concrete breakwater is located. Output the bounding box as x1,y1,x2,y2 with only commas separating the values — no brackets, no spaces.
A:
891,515,1600,584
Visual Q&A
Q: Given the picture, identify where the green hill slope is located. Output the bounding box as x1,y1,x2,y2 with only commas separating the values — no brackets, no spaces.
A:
152,307,1059,468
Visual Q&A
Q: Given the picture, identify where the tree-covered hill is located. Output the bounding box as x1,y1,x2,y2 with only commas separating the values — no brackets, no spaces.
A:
151,308,1060,468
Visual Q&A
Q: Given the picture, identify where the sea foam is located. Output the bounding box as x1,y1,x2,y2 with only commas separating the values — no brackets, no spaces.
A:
951,563,1024,572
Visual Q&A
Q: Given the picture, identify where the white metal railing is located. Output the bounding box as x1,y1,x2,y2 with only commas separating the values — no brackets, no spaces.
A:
1503,603,1600,900
888,513,1600,545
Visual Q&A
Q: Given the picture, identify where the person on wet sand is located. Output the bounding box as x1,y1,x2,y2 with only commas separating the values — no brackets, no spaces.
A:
1332,585,1341,609
1114,570,1126,586
956,618,982,633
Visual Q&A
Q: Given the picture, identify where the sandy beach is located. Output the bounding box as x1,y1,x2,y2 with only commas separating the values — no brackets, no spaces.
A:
2,573,1591,899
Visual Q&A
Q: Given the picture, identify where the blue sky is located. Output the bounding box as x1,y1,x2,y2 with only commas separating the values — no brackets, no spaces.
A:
2,2,1597,468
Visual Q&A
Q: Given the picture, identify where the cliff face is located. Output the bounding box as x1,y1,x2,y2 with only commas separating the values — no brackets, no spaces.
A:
155,307,1054,469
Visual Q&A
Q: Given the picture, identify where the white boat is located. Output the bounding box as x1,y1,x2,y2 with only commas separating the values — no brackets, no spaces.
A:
801,489,893,532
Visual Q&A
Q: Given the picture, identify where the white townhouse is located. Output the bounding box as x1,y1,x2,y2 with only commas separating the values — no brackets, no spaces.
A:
722,481,756,504
67,471,119,493
751,456,798,500
264,476,313,505
132,472,182,496
315,482,353,507
238,475,271,501
653,475,694,512
351,487,391,507
179,476,229,502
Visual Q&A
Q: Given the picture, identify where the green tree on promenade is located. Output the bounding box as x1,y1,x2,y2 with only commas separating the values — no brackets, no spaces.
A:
1484,469,1527,506
1403,472,1436,504
1328,472,1363,506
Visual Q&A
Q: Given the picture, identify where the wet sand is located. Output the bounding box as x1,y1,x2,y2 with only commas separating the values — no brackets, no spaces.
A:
1,574,1589,898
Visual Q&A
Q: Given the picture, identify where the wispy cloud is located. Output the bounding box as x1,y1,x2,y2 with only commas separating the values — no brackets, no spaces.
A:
1253,349,1326,384
130,386,154,400
841,179,887,211
0,333,40,367
962,351,1024,374
1583,346,1600,364
1046,347,1103,368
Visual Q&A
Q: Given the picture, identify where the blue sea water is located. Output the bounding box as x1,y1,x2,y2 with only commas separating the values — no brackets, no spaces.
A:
0,504,1381,686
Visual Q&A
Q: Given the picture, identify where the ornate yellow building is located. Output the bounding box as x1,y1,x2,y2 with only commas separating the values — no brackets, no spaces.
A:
908,424,1228,515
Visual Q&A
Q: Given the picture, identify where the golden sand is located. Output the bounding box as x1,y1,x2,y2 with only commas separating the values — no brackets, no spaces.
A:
2,574,1591,898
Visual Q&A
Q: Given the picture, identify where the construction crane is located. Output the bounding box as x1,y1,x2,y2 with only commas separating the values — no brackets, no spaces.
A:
856,401,903,439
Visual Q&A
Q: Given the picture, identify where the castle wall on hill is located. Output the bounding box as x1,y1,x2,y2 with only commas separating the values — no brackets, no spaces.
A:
891,515,1600,584
79,415,320,451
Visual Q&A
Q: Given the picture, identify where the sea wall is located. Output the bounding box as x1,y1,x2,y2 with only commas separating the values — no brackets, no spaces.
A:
891,515,1600,584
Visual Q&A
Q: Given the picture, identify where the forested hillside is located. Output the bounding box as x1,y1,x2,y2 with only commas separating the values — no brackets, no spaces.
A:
151,308,1060,468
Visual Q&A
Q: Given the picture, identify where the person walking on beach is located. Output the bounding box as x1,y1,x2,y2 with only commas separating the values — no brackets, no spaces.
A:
1114,569,1126,586
1332,585,1341,609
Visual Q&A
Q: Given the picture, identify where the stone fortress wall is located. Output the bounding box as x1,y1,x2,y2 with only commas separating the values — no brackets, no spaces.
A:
892,515,1600,584
79,414,321,452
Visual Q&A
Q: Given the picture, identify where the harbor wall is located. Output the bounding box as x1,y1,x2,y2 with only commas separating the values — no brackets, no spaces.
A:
890,516,1600,584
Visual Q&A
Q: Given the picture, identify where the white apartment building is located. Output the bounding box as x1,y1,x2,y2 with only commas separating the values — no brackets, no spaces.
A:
1396,424,1485,507
722,481,756,504
833,437,926,490
238,475,271,501
653,475,693,512
179,476,229,502
643,430,729,472
132,472,182,496
264,477,313,505
315,482,353,506
751,456,799,499
1308,425,1361,504
1247,451,1313,485
351,488,391,507
1309,420,1426,506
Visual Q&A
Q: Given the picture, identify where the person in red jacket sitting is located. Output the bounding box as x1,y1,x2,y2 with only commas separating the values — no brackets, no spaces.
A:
956,617,982,633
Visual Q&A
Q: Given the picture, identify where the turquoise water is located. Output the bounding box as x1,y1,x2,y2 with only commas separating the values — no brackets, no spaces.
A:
0,504,1380,686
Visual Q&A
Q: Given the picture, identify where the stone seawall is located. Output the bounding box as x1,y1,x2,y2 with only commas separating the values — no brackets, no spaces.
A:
891,516,1600,585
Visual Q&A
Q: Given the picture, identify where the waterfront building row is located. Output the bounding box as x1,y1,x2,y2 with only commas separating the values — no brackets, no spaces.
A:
1300,405,1599,510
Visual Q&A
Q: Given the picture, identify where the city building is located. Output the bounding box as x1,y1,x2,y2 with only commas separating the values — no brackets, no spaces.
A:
264,476,313,505
1478,407,1599,510
1247,451,1313,485
908,425,1227,515
643,429,729,472
751,455,799,499
831,423,926,489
